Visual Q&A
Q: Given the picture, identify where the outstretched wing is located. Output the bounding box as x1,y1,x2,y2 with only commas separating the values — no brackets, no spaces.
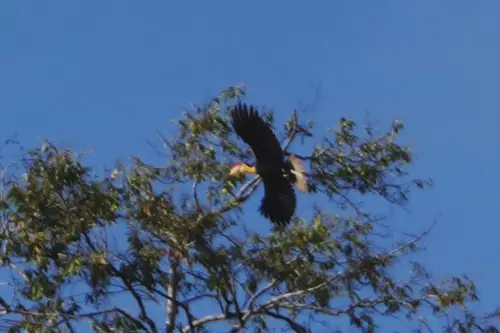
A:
231,103,284,168
259,176,297,227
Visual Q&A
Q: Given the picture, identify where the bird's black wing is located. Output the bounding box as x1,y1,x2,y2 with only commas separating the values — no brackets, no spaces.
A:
231,103,284,168
259,175,297,227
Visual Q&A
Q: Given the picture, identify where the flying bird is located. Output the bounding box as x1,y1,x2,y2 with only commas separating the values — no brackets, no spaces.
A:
229,103,308,227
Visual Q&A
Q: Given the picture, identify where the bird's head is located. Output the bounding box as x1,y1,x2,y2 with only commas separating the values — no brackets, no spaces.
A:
229,163,256,177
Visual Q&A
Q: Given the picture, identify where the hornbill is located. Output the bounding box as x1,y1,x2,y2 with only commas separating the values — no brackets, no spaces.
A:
229,103,308,227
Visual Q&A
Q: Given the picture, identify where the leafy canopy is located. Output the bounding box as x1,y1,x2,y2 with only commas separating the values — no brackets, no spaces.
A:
0,85,497,333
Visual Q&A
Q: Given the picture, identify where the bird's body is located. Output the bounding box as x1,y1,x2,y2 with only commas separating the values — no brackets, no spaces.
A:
229,103,307,227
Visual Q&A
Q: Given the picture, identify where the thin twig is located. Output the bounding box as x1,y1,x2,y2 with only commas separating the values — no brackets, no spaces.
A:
264,272,343,307
242,279,278,312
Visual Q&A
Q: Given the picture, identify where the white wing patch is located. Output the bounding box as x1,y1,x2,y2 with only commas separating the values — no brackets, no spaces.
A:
289,155,308,193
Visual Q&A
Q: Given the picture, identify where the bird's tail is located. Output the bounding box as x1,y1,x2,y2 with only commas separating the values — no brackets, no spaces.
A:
289,155,308,193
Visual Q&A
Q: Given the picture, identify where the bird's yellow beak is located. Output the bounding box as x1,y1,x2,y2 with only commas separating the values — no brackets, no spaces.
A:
229,164,256,178
229,165,242,177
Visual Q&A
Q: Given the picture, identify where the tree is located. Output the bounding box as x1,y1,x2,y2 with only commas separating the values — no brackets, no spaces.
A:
0,85,497,333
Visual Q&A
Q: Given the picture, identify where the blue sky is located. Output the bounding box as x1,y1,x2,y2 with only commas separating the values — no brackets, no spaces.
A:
1,1,499,331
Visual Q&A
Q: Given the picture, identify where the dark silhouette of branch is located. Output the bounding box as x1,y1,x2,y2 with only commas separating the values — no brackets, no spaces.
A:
263,310,307,333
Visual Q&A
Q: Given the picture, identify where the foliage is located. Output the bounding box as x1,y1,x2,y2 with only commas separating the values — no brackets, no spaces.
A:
0,85,496,333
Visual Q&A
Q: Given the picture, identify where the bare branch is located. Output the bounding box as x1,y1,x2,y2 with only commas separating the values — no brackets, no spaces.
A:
192,180,201,212
264,272,343,307
387,220,437,258
242,279,278,312
182,313,232,332
264,310,308,333
165,258,180,333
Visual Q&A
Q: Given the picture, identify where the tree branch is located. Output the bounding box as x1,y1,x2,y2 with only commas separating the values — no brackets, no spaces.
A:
242,279,278,313
81,231,157,333
192,180,201,213
263,272,343,307
182,313,235,332
387,220,437,258
264,310,307,333
165,258,180,333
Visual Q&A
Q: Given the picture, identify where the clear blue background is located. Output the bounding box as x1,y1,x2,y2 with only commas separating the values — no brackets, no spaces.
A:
1,1,499,331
